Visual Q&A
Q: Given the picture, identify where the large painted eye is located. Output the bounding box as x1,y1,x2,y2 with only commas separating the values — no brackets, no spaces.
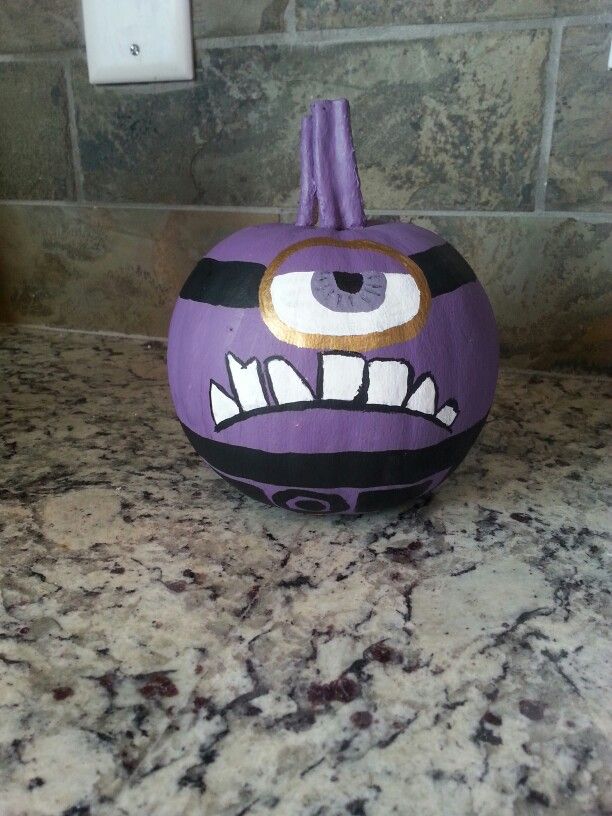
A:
270,269,421,336
259,238,431,352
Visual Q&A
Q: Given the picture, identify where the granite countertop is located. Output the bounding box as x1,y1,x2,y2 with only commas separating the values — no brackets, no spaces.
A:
0,326,610,816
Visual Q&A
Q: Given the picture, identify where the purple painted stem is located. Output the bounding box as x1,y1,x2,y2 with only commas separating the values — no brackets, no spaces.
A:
295,99,366,230
295,115,316,227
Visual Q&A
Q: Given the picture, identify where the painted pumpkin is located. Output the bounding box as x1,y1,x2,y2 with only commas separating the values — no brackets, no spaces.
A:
168,99,498,514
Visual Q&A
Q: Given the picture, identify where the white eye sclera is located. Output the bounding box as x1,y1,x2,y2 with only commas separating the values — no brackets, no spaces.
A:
258,237,431,352
270,271,421,337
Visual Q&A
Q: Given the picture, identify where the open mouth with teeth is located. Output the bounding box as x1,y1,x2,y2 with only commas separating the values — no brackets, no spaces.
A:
209,351,459,432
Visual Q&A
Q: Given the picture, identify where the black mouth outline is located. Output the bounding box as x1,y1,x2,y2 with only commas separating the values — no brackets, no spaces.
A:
182,419,485,489
210,350,459,433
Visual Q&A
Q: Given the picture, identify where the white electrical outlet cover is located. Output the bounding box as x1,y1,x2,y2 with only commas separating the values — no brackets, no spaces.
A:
82,0,194,84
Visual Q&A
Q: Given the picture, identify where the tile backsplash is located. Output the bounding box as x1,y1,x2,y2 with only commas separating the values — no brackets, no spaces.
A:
0,0,610,370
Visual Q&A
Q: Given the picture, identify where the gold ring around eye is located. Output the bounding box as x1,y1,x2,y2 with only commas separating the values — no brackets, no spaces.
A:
258,237,432,352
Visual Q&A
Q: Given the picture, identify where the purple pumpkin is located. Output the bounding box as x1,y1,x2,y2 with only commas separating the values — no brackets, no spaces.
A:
168,99,498,514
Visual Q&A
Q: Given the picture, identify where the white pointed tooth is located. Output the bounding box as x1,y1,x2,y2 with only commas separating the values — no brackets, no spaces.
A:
320,354,365,401
227,353,267,412
210,382,240,426
436,403,458,427
406,376,437,415
267,358,314,404
366,360,411,406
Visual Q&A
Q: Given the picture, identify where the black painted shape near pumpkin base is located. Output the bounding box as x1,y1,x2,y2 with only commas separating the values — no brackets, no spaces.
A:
221,475,274,506
215,473,433,513
354,480,433,512
179,243,477,308
272,488,349,513
181,419,485,489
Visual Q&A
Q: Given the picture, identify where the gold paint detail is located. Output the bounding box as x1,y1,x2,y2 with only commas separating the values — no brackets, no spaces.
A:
258,237,432,352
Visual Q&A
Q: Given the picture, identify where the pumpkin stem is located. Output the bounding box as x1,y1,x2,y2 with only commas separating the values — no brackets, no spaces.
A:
295,114,316,227
295,98,366,230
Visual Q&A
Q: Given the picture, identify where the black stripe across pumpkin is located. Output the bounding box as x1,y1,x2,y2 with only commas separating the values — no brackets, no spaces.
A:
168,99,498,514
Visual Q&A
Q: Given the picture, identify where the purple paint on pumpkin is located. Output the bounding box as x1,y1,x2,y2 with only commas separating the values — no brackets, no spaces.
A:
211,465,450,514
310,98,366,229
168,281,496,452
296,114,316,227
206,221,445,266
166,98,499,514
311,268,387,313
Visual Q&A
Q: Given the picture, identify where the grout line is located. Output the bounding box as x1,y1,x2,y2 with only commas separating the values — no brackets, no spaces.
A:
63,57,85,201
0,48,83,62
2,323,167,343
0,200,285,215
3,323,610,381
0,13,610,62
193,13,612,50
284,0,297,39
0,199,610,222
534,20,563,211
281,207,612,222
195,32,287,51
500,365,612,382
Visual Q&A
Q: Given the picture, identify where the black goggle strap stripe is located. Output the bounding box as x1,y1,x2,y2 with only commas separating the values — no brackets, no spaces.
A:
179,243,477,307
411,243,476,297
180,258,265,307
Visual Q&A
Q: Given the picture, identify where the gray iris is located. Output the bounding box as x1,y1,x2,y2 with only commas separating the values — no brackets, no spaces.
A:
311,270,387,313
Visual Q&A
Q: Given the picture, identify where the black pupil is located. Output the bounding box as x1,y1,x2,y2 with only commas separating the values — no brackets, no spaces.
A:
333,271,364,294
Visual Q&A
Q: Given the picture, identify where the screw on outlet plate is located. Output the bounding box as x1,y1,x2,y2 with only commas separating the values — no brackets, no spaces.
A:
130,43,140,56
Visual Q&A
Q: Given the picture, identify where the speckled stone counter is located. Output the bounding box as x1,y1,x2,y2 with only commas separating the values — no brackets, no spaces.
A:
1,326,610,816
